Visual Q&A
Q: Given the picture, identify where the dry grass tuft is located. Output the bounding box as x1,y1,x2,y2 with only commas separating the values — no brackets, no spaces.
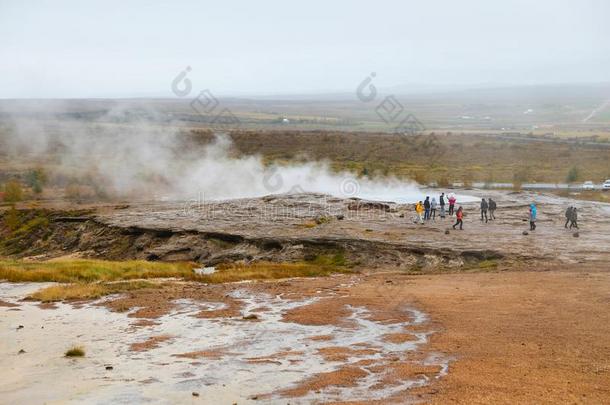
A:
0,259,196,283
65,346,85,357
29,281,159,302
7,255,351,302
190,257,351,284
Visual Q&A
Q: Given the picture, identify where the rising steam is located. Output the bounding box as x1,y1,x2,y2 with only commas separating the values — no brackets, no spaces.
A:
0,103,437,203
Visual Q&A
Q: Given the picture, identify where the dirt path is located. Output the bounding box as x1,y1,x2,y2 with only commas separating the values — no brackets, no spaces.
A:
385,268,610,404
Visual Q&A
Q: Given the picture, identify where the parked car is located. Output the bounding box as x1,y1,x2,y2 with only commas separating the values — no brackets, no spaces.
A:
603,179,610,191
582,181,595,190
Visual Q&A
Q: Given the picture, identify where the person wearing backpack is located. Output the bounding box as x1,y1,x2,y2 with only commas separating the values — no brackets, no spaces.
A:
453,206,464,230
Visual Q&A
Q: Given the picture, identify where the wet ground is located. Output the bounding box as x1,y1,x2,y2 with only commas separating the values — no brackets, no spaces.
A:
2,267,609,404
0,277,448,404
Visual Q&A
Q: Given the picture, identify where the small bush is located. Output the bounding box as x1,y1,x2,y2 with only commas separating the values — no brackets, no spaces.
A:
3,181,23,203
65,346,85,357
478,260,498,269
566,166,580,183
3,206,21,232
314,216,330,225
12,216,49,237
307,252,347,266
25,168,48,195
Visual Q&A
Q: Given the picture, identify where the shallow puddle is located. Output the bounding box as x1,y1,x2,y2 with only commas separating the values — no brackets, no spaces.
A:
0,281,447,404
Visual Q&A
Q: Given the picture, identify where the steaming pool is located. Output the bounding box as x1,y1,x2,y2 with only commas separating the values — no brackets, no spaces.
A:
349,189,479,204
174,176,479,205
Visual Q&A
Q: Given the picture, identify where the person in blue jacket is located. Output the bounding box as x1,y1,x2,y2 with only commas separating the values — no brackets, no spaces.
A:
529,203,537,231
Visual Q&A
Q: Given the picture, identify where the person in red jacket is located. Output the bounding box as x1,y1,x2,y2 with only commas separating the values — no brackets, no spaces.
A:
448,195,457,216
452,206,464,230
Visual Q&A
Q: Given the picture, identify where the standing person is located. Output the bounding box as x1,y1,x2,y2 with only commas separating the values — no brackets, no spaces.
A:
415,201,424,224
529,203,537,231
564,206,573,228
430,197,437,220
488,198,496,220
423,196,431,221
570,207,578,229
439,202,446,219
480,198,489,223
448,194,456,216
452,206,464,230
439,192,446,213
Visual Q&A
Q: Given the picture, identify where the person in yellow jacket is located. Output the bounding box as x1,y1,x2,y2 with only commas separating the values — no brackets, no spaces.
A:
415,201,424,224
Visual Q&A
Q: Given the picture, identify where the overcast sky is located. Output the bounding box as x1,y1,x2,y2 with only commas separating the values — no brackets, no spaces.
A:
1,0,609,98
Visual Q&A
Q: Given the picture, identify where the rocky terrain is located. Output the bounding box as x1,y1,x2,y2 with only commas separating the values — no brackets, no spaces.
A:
2,190,609,271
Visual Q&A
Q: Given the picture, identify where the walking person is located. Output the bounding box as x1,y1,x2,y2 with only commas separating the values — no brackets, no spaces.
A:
452,206,464,230
529,203,537,231
564,206,573,228
430,197,437,220
480,198,489,223
570,207,578,229
415,201,424,224
448,194,456,216
488,198,496,220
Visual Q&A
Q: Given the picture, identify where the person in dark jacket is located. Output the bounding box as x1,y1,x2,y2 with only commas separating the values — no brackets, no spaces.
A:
480,198,488,223
423,196,431,220
488,198,496,220
570,207,578,229
439,193,446,219
564,206,573,228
